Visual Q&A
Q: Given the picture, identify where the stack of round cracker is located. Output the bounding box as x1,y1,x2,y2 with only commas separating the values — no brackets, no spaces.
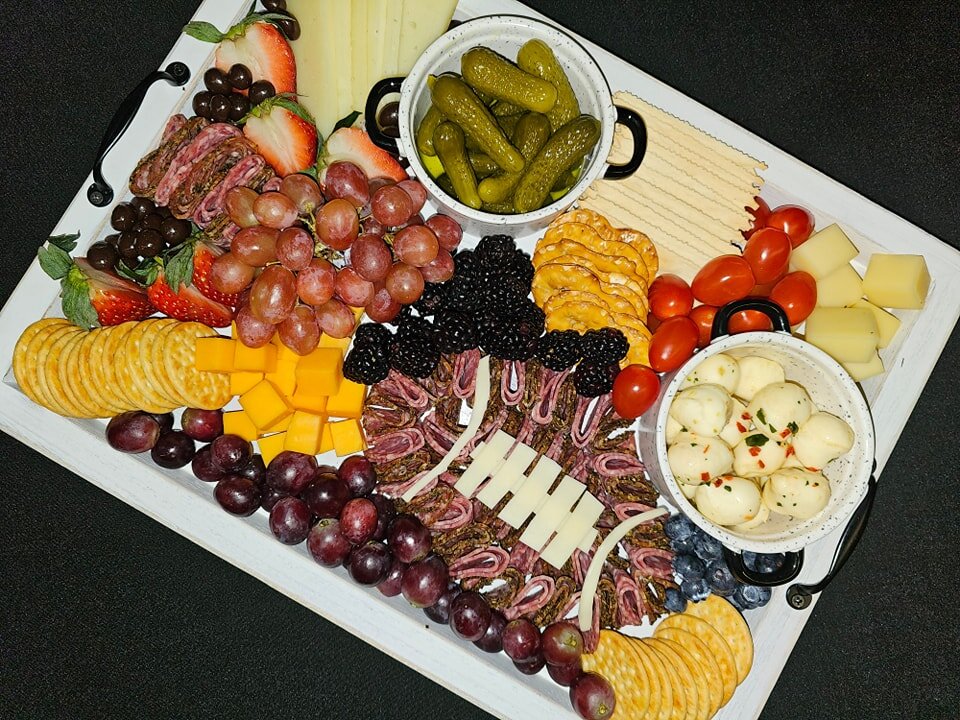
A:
12,318,232,418
532,208,658,366
582,595,753,720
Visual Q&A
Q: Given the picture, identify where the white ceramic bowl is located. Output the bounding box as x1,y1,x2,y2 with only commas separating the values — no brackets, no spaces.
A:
367,15,644,237
637,329,876,554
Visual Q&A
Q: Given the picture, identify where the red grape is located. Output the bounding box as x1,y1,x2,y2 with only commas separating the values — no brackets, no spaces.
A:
280,173,324,214
191,445,224,483
401,554,449,608
150,430,196,468
548,659,583,687
210,252,255,294
296,258,337,305
300,476,351,518
393,225,439,267
307,519,352,567
542,622,584,666
424,214,462,251
371,184,415,226
419,248,454,283
387,514,432,564
214,476,262,516
278,304,321,355
340,497,378,544
106,412,160,453
514,654,546,675
253,191,299,229
393,212,424,230
181,408,223,442
269,496,312,545
238,454,266,486
315,298,356,338
474,609,507,653
502,618,542,662
335,267,375,307
367,177,392,196
266,450,318,494
276,226,315,271
260,486,290,513
249,264,297,324
450,591,492,642
232,225,278,266
424,583,461,625
362,216,386,238
570,673,616,720
377,556,407,597
316,198,360,251
366,284,402,323
369,493,396,541
396,179,427,214
349,234,393,282
234,303,276,347
323,161,370,208
348,541,392,585
385,262,424,304
210,434,251,472
225,186,259,228
338,456,377,497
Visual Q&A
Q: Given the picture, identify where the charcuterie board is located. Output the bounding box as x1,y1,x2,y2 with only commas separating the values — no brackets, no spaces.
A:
1,1,958,719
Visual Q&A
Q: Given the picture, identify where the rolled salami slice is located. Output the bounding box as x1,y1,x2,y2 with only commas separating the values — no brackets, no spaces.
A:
154,122,241,206
194,154,266,227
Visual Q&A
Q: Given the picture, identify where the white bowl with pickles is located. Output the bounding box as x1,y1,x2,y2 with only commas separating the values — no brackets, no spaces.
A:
364,14,647,237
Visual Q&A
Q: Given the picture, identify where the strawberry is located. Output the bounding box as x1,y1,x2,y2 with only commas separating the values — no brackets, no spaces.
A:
38,233,154,329
146,273,234,328
242,95,318,176
164,238,240,308
184,15,296,95
319,127,408,186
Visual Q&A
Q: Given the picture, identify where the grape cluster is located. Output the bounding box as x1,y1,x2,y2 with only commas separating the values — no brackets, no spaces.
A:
90,196,192,272
663,513,774,613
212,164,463,354
193,65,275,124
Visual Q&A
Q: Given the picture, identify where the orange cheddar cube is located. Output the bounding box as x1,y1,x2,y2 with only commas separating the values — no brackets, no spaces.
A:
257,432,288,465
318,422,335,454
283,411,325,455
223,410,258,442
262,413,293,434
325,379,367,419
234,342,277,372
319,333,351,351
329,418,365,456
290,387,328,414
265,359,298,397
295,348,343,396
351,305,365,322
239,379,293,430
230,371,263,396
195,337,236,372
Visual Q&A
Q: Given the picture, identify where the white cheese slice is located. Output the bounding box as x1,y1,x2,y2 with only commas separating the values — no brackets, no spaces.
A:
349,0,369,112
519,475,587,553
381,1,405,76
577,527,599,552
454,430,514,498
287,0,341,139
330,1,353,123
402,356,491,501
476,441,537,508
498,456,562,528
541,493,604,569
578,508,668,631
367,0,389,86
397,0,458,74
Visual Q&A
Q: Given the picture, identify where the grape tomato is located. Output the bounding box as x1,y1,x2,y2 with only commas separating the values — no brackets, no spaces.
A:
769,271,817,326
742,227,791,284
691,255,755,306
728,309,773,334
648,274,694,321
688,304,718,348
766,204,815,248
648,316,699,373
612,365,661,419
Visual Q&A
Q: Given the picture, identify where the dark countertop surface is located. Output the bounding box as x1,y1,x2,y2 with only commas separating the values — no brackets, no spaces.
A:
2,1,958,718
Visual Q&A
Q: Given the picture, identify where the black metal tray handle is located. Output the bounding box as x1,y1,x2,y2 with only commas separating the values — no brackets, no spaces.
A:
87,61,191,207
365,77,404,154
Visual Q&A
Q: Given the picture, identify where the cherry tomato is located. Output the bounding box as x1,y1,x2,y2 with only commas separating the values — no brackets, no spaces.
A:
691,255,755,306
751,280,777,297
648,273,694,321
766,204,815,248
743,227,791,284
648,316,699,373
688,305,718,348
769,271,817,325
612,364,661,419
729,309,773,333
741,196,771,240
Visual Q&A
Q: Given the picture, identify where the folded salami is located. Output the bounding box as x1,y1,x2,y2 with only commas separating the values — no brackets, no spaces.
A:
168,136,256,219
129,115,208,197
154,123,242,206
193,154,267,228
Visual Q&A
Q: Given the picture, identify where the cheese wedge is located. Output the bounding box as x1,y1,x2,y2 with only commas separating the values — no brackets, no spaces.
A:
287,0,342,137
350,1,368,111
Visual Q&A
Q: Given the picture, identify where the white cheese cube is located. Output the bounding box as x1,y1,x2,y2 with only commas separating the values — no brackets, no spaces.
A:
789,224,859,279
842,352,885,382
815,263,863,307
541,492,604,568
519,476,586,552
862,254,931,309
499,456,562,528
475,440,537,507
455,430,515,498
850,300,901,348
804,307,879,363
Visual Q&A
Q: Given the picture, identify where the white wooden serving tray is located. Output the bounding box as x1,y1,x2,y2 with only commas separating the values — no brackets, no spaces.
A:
1,1,958,719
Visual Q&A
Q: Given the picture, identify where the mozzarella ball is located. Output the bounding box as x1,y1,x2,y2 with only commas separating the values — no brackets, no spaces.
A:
669,384,733,437
732,436,787,477
667,435,734,484
730,499,770,531
734,355,785,401
762,468,831,520
782,450,805,469
746,382,813,437
665,414,684,445
719,398,751,447
792,412,855,470
681,353,740,394
679,481,698,499
695,475,763,526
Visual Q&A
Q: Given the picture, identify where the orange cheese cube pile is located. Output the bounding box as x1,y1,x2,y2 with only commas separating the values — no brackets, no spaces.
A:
193,334,368,463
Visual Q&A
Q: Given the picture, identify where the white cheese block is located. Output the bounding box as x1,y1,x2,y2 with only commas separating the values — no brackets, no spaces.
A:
862,254,931,309
789,224,859,279
382,2,405,76
402,356,490,501
367,0,389,87
541,493,604,569
842,352,885,381
287,0,341,140
519,476,587,552
804,307,879,364
330,1,353,123
454,430,515,498
475,441,537,507
499,456,562,528
350,0,369,112
850,300,901,348
397,0,458,73
815,263,863,307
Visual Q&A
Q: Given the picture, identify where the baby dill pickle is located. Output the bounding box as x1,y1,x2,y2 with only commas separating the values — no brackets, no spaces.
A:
517,39,580,131
416,105,444,156
478,112,552,204
461,46,558,114
433,121,482,209
468,152,501,178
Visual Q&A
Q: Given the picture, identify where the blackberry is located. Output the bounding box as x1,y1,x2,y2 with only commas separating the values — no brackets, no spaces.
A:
536,330,582,371
476,234,515,267
580,327,629,365
477,303,543,361
390,317,439,378
434,310,479,353
476,281,526,312
414,283,446,317
501,248,534,289
573,362,620,397
343,344,390,384
397,314,433,340
441,273,477,312
353,323,393,352
452,249,480,279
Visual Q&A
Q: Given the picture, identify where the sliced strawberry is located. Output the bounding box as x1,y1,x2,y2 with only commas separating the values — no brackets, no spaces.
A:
164,238,240,308
243,96,318,176
185,15,296,95
319,127,408,186
38,233,154,329
147,271,233,327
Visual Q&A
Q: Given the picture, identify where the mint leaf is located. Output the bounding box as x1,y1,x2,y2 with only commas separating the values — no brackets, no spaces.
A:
164,243,194,292
61,267,99,329
334,111,361,132
38,245,74,280
48,232,80,252
745,434,769,447
183,21,226,43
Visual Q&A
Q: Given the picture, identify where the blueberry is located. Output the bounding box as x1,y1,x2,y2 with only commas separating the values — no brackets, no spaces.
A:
734,584,771,610
705,560,737,597
680,577,710,602
742,551,785,574
727,588,744,610
673,553,706,581
671,534,697,555
664,587,688,613
692,533,723,562
664,514,695,541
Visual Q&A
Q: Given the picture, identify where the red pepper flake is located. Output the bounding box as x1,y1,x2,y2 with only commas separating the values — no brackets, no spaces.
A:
713,477,723,487
749,446,761,457
807,467,819,473
779,428,791,439
702,444,711,454
736,422,747,433
786,446,796,457
741,412,751,420
758,459,766,469
701,472,711,482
